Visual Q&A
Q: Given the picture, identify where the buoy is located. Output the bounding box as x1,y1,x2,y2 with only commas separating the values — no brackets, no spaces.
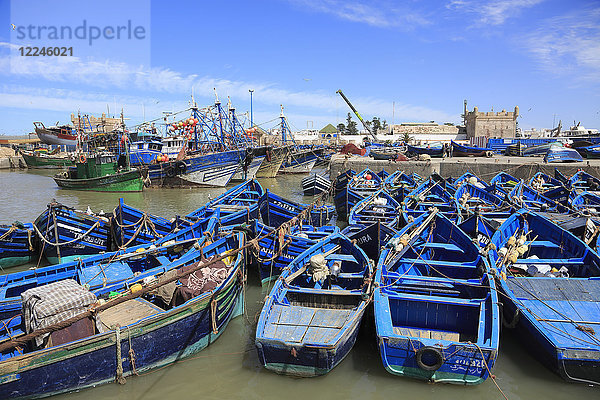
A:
366,174,372,180
130,283,143,294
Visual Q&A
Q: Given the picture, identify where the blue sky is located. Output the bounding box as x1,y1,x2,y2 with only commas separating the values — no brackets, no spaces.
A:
1,0,599,135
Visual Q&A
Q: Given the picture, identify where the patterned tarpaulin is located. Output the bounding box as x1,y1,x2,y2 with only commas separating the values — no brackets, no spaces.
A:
21,279,97,347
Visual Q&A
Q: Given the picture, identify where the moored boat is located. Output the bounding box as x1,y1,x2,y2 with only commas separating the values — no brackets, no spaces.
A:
0,223,35,268
489,209,600,384
374,210,500,384
302,173,332,196
0,230,245,399
255,232,373,376
53,152,145,192
21,149,75,169
450,141,493,157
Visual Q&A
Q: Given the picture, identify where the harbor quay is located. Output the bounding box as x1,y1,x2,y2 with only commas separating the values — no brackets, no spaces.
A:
330,153,600,182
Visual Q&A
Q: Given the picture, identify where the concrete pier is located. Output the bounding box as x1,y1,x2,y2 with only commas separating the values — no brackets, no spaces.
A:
0,156,26,169
329,154,600,181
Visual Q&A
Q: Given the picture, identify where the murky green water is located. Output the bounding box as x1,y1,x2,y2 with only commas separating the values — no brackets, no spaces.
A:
0,168,596,399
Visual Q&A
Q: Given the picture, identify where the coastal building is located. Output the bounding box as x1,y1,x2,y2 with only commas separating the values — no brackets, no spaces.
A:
465,106,519,138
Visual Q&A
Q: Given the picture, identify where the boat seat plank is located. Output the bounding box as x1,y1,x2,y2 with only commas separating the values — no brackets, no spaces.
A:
155,255,171,266
393,327,460,342
277,305,316,326
513,258,583,265
303,326,339,344
507,277,600,301
272,324,308,343
325,254,357,263
528,240,562,249
97,298,162,331
78,261,134,288
311,308,351,329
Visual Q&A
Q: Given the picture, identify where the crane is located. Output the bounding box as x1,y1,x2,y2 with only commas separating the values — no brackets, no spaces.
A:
336,89,376,140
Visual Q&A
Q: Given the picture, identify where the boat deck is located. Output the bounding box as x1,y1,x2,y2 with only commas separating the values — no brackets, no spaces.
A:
263,304,351,344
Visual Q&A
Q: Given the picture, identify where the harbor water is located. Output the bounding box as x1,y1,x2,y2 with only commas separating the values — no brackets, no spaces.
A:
0,168,596,400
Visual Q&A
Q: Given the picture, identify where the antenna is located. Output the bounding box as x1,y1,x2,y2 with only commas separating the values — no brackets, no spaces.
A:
213,88,219,104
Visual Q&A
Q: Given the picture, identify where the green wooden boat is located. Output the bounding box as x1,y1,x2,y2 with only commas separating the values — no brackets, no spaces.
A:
21,149,75,169
53,152,145,192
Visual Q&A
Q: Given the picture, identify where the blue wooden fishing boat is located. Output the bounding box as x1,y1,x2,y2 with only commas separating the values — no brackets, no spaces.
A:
555,168,570,185
489,171,520,193
571,191,600,216
259,190,334,228
489,209,600,384
334,168,384,221
455,182,510,220
509,181,570,213
452,172,490,190
255,232,373,376
128,138,163,166
0,212,220,320
374,210,500,384
0,231,245,399
252,220,339,285
528,172,571,206
402,178,461,223
544,147,583,163
523,141,563,156
406,143,444,158
450,141,493,157
33,202,112,264
185,179,264,227
0,223,35,268
458,212,500,248
384,171,418,203
333,169,356,194
112,198,179,248
302,173,332,196
341,222,397,261
568,170,600,193
348,189,401,228
178,149,246,187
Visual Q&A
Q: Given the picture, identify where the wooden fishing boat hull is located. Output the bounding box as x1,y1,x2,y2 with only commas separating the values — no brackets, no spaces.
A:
302,174,332,196
177,150,243,187
407,144,444,158
259,191,334,228
280,149,318,174
33,203,111,265
255,305,365,376
53,169,144,192
256,146,289,178
544,148,583,163
489,210,600,384
375,212,500,385
451,141,493,157
0,224,35,268
0,234,245,399
112,198,175,248
348,189,401,228
255,233,372,377
231,154,265,181
0,214,219,321
21,151,74,169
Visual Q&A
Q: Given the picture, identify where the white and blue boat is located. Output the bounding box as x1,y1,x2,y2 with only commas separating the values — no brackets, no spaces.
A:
375,210,500,384
255,232,373,376
489,209,600,384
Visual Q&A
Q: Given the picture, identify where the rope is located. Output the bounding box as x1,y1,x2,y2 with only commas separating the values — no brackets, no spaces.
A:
470,341,509,400
127,326,138,376
0,225,17,241
32,219,101,247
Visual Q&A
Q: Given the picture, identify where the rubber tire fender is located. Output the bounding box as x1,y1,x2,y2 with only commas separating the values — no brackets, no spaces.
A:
415,346,444,371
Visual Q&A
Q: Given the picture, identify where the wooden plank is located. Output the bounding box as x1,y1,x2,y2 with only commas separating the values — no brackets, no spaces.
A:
304,326,339,344
278,306,316,326
98,298,163,331
311,309,350,329
393,326,459,341
272,324,307,342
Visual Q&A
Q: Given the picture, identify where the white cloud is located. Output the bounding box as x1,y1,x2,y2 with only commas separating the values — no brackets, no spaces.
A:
523,7,600,82
289,0,431,29
0,46,459,131
446,0,543,26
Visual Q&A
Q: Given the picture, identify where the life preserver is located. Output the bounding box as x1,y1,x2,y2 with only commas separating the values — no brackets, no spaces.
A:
166,166,176,178
485,151,494,158
415,346,444,371
78,154,87,163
